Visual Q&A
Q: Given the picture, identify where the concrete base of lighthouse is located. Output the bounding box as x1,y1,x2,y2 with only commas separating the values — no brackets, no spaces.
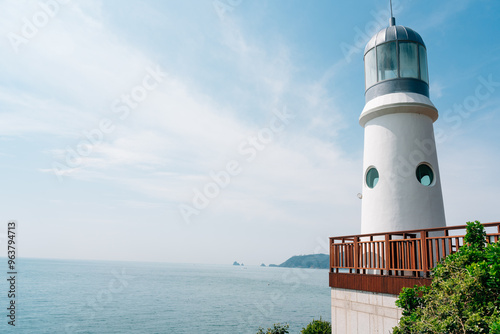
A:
331,288,402,334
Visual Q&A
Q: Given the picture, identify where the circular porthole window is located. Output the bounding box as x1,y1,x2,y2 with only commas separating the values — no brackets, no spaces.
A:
366,167,379,189
416,164,434,186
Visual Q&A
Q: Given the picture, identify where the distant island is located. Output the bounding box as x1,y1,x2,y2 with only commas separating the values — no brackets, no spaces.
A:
269,254,329,269
233,254,328,269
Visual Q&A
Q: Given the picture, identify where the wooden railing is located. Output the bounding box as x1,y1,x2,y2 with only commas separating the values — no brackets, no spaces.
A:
329,222,500,294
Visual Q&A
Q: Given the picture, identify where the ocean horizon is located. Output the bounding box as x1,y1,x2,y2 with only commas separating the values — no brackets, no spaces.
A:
1,258,330,333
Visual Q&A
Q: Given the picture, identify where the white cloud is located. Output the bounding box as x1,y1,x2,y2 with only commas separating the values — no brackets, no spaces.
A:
0,0,366,263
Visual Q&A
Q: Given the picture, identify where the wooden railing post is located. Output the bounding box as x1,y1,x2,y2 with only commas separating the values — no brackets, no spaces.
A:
354,236,359,274
385,233,390,275
329,238,334,273
420,230,429,277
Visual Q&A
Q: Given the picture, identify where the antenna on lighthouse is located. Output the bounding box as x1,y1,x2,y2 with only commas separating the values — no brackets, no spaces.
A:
389,0,395,26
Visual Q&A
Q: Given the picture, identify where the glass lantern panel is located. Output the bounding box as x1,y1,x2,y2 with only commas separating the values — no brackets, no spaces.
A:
364,48,377,88
399,42,418,78
419,45,429,83
377,42,397,81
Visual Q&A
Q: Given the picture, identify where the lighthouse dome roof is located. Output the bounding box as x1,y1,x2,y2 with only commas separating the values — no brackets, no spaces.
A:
364,25,425,55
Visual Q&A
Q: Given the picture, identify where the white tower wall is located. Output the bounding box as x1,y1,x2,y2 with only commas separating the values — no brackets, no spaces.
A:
360,92,446,233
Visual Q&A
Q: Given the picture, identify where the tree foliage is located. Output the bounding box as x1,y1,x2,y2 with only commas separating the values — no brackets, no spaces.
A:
256,323,289,334
256,318,332,334
393,221,500,333
300,317,332,334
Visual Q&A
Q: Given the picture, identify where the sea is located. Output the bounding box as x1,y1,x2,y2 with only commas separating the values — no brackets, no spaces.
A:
1,258,331,333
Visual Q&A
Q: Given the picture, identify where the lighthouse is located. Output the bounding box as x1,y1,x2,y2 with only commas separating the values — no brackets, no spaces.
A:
360,17,446,234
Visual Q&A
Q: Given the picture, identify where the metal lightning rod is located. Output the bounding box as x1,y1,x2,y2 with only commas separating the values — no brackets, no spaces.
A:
390,0,395,26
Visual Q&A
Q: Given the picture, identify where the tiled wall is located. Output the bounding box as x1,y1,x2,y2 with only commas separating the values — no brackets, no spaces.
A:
331,288,403,334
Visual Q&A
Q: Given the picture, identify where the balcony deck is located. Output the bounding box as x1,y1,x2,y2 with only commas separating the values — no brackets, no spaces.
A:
329,222,500,295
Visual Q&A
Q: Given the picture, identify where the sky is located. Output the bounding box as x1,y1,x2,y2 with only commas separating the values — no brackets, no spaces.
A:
0,0,499,265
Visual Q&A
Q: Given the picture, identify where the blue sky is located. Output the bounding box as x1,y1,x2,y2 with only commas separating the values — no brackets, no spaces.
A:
0,0,499,265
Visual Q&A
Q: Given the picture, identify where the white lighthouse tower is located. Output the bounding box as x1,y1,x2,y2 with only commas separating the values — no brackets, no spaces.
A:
360,17,446,234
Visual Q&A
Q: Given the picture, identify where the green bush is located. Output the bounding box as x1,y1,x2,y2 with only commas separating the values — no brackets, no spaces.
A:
465,220,488,250
393,221,500,333
301,317,332,334
256,323,289,334
491,320,500,334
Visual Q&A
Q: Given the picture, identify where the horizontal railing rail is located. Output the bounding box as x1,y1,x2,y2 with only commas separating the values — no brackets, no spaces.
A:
330,222,500,278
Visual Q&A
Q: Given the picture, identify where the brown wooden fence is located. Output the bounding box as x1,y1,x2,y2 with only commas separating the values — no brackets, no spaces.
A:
329,222,500,294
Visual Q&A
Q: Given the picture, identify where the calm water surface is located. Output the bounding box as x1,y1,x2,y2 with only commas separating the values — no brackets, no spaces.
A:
1,258,330,333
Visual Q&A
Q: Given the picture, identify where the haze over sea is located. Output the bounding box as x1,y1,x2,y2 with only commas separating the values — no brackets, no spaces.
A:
1,258,330,333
